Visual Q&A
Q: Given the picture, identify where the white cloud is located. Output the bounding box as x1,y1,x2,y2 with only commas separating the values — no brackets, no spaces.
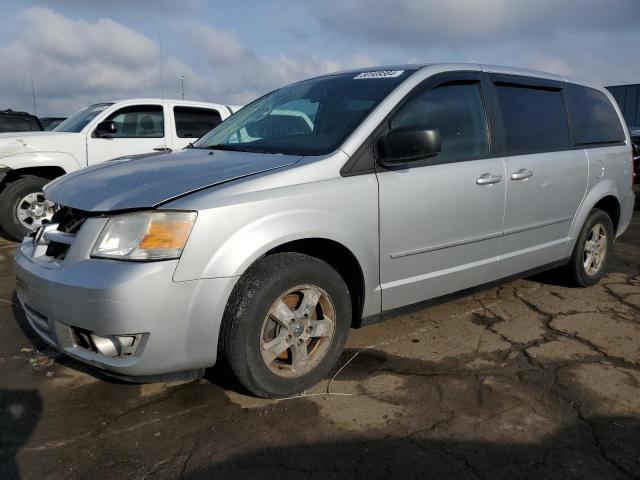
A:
0,8,376,116
184,22,245,63
22,8,157,67
293,0,640,86
183,22,376,104
2,2,637,116
0,8,171,115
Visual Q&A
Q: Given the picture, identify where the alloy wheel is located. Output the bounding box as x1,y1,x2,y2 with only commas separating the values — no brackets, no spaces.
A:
583,223,608,276
259,284,336,378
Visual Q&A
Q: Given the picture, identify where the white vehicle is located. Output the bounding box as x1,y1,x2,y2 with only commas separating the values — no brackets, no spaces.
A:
0,99,241,240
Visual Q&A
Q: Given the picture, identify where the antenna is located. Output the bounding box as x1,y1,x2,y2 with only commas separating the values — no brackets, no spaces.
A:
158,32,165,101
157,32,167,151
30,74,37,115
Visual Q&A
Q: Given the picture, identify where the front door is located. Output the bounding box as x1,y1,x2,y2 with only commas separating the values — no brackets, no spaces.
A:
377,73,507,310
86,104,168,165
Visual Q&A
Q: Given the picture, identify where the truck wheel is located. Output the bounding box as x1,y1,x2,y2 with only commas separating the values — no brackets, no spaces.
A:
567,208,614,287
218,252,352,398
0,176,55,241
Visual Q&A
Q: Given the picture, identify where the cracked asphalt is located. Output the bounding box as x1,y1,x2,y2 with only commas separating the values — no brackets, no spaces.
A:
1,201,639,479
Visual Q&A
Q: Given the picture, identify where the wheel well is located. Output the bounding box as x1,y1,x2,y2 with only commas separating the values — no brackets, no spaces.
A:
266,239,365,327
593,195,620,233
1,166,66,192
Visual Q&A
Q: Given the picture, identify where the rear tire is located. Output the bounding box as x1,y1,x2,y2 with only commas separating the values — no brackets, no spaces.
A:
0,176,53,241
567,208,614,287
218,252,351,398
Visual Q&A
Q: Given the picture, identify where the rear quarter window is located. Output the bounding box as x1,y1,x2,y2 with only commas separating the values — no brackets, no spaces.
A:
565,85,625,145
174,107,222,138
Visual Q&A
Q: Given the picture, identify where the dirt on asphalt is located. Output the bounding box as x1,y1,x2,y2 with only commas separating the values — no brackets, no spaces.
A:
1,207,639,479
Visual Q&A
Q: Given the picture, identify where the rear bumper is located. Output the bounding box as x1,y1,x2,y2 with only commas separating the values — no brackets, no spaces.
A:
14,244,238,377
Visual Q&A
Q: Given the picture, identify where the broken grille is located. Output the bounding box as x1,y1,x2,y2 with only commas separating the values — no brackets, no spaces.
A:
44,207,89,260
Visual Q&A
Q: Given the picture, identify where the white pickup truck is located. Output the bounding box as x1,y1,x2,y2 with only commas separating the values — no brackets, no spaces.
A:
0,98,241,240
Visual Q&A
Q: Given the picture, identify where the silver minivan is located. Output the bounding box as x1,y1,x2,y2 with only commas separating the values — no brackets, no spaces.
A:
15,64,635,398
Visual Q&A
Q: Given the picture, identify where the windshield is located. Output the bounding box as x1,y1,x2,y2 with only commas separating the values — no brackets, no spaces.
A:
195,69,415,155
54,103,113,133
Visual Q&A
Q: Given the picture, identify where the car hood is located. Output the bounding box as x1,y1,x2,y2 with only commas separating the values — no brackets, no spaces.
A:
44,149,302,212
0,132,83,159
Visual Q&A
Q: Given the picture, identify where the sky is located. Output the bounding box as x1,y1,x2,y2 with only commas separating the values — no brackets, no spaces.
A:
0,0,639,116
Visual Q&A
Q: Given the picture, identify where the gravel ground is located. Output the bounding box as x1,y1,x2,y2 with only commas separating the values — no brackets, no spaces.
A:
1,203,639,479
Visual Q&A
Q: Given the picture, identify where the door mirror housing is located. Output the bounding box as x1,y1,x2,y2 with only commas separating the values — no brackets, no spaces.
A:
377,128,441,166
94,120,118,138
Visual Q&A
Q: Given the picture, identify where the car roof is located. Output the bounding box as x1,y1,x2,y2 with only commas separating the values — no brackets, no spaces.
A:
313,63,601,90
92,98,235,109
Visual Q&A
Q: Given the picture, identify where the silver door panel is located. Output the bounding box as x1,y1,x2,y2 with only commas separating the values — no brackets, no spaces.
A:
498,150,588,277
378,158,506,310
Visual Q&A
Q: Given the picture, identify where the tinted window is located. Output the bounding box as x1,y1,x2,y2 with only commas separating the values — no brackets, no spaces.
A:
0,115,42,133
495,84,570,154
103,105,164,138
566,86,625,145
174,107,222,138
195,70,416,156
391,82,489,162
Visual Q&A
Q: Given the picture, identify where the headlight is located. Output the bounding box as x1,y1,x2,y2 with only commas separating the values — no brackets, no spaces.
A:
91,211,197,261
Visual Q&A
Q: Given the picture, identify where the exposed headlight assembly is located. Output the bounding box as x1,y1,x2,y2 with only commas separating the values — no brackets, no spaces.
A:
91,211,197,261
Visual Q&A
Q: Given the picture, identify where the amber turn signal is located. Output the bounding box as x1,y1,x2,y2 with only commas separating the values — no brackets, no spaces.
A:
139,219,194,250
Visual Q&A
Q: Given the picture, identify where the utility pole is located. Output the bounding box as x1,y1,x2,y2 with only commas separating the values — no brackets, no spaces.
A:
30,74,37,115
179,75,187,99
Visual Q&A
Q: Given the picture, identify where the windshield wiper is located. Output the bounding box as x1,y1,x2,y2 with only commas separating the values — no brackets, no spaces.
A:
204,144,247,151
203,144,272,154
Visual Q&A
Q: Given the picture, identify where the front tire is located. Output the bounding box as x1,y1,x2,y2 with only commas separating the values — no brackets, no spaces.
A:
568,208,614,287
0,176,55,241
218,252,351,398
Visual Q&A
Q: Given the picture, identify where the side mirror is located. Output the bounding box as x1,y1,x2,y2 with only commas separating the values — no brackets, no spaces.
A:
377,128,441,166
94,120,118,138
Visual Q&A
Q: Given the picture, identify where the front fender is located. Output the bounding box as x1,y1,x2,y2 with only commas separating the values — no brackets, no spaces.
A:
0,151,81,175
172,176,381,316
563,179,620,257
213,210,374,277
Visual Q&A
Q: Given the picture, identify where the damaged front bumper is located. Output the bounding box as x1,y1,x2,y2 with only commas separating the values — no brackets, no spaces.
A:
13,215,237,378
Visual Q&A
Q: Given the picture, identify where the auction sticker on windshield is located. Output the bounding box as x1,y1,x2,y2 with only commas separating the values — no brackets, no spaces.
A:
354,70,405,79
